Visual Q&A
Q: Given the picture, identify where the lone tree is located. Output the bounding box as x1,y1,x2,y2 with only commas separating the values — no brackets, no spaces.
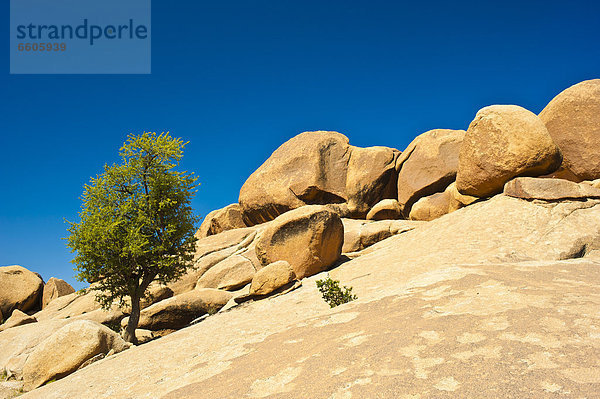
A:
66,132,199,343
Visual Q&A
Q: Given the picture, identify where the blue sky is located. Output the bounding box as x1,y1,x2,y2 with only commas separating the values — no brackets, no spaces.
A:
1,0,599,289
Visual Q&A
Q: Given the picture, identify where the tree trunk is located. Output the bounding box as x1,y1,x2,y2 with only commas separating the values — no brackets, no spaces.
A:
123,293,141,344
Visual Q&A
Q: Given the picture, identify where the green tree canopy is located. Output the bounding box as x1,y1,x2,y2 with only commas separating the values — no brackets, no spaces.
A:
66,132,199,343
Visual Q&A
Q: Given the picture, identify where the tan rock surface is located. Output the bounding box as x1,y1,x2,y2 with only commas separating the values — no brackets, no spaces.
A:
345,146,399,218
239,131,402,225
122,289,232,331
195,255,255,291
33,290,122,327
135,329,155,345
255,205,344,279
0,265,44,318
22,320,129,390
239,131,350,226
196,204,246,238
249,261,295,297
365,198,402,220
0,309,36,332
41,277,75,309
396,129,465,216
539,79,600,181
0,319,71,382
409,190,453,221
504,177,600,201
409,182,475,221
456,105,562,197
341,218,421,253
170,226,262,295
18,195,600,398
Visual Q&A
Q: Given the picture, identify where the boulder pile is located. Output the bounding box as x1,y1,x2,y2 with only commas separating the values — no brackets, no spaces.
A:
2,79,600,397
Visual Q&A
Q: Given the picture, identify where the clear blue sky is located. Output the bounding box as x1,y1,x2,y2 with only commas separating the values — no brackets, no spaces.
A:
1,0,599,289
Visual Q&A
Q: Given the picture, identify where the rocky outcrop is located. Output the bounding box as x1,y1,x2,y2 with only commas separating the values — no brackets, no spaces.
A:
0,309,37,332
249,261,296,297
22,191,600,398
456,105,562,197
366,199,402,220
504,177,600,201
396,129,465,216
239,131,400,225
42,277,75,309
0,265,44,319
255,206,344,279
539,79,600,181
122,289,233,331
196,204,246,238
22,320,129,390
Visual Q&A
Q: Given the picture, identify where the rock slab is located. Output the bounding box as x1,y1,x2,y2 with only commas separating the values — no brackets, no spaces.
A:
504,177,600,201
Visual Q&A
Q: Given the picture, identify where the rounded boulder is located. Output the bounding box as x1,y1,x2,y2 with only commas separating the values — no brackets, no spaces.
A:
456,105,562,197
0,265,44,318
255,205,344,279
539,79,600,181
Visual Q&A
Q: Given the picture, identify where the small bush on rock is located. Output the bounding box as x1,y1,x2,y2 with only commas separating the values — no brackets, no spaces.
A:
316,275,357,308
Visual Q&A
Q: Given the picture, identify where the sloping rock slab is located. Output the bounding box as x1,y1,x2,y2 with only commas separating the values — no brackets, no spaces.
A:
23,259,600,399
504,177,600,201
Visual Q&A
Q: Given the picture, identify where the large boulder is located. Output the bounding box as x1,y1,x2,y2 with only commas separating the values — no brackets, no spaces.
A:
0,309,36,332
22,320,129,390
196,204,246,238
42,277,75,309
539,79,600,181
239,131,400,225
345,146,399,218
239,131,350,226
124,289,233,331
195,255,256,291
456,105,562,197
396,129,465,217
504,177,600,201
249,261,296,297
0,265,44,318
255,206,344,279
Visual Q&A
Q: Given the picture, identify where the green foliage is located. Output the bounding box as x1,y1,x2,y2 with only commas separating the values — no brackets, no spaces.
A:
65,132,199,313
316,275,357,308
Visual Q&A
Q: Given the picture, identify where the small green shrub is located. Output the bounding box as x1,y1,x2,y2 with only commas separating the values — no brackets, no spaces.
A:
316,275,357,308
